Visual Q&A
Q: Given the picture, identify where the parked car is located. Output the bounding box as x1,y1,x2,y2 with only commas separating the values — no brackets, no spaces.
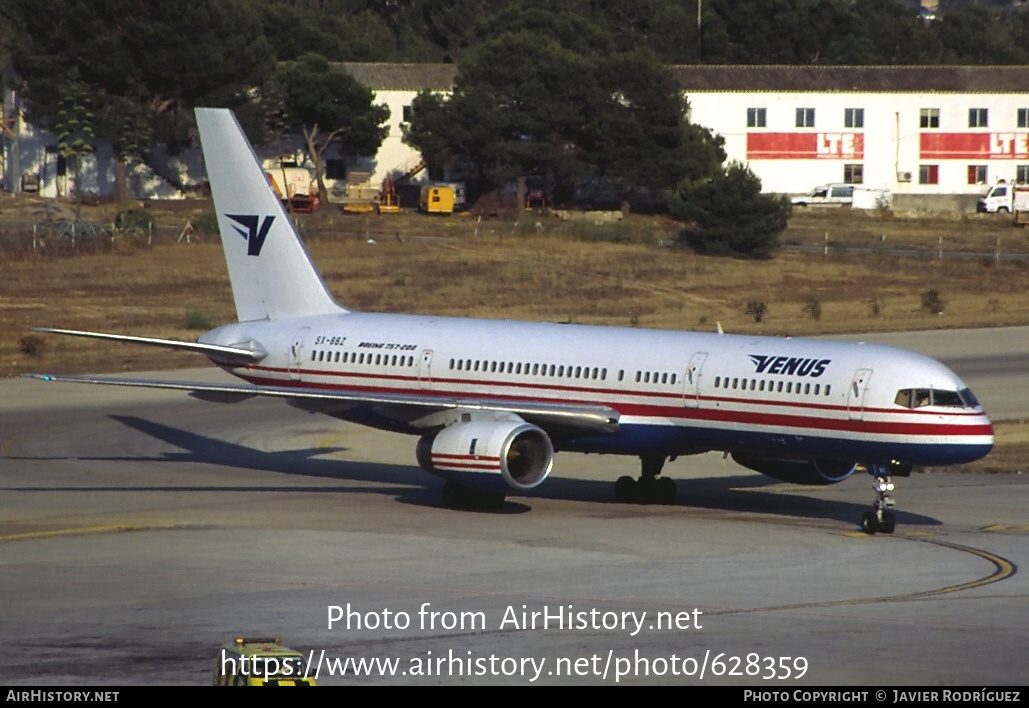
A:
791,184,854,207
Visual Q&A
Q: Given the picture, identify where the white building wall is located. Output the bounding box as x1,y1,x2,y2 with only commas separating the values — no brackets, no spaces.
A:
349,89,430,188
687,90,1029,196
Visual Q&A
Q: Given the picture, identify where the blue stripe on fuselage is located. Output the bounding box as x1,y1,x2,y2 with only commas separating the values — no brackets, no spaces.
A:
331,406,991,466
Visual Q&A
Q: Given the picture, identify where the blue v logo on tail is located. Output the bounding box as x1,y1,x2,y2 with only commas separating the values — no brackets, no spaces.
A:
227,214,275,256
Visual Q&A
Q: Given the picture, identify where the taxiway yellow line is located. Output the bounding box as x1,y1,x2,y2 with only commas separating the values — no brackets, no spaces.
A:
0,525,134,543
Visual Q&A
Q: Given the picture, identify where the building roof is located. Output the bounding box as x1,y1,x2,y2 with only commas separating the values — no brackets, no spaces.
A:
336,61,1029,95
669,64,1029,94
336,62,458,91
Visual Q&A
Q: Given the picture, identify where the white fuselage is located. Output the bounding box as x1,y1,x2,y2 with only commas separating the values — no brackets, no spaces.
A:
200,312,994,467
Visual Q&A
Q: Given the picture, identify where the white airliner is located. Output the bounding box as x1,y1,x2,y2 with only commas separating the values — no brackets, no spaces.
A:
31,108,994,533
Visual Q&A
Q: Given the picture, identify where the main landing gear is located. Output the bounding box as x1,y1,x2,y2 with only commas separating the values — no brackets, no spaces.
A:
614,455,677,505
860,465,896,534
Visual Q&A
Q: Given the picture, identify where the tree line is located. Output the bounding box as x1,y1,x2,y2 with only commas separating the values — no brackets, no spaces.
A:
3,0,1023,255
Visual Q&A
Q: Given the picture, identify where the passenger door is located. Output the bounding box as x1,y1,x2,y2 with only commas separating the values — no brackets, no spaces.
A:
848,368,872,420
289,327,310,382
418,349,434,389
683,352,708,409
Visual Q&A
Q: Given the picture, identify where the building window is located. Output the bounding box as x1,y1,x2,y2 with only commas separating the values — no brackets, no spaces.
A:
919,165,939,185
844,108,864,129
796,107,815,128
747,107,766,128
967,165,987,185
1017,165,1029,184
843,164,864,184
968,108,988,128
402,105,413,122
1019,108,1029,129
920,108,940,129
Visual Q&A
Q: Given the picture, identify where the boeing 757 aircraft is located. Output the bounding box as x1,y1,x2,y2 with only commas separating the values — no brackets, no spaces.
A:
30,108,994,533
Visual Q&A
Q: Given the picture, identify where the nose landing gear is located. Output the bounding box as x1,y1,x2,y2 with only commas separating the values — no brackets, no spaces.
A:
861,466,896,534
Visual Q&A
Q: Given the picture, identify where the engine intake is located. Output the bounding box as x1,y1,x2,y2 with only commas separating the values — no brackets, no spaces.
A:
731,453,858,485
417,420,554,492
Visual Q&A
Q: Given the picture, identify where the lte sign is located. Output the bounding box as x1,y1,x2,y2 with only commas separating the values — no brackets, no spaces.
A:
747,133,864,160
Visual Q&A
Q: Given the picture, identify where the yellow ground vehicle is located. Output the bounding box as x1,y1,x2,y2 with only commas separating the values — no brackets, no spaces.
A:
213,637,315,686
418,184,455,214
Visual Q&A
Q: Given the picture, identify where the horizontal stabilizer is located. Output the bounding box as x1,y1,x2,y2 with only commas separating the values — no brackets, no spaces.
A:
32,328,267,363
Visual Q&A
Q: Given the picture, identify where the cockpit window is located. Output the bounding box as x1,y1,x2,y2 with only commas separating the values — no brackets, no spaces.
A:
932,390,963,408
958,388,979,408
894,388,977,409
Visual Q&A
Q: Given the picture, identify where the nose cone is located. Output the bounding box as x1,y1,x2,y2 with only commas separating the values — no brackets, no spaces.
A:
951,413,994,464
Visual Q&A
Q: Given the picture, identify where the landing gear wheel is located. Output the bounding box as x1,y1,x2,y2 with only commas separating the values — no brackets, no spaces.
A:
861,466,898,533
636,475,657,505
861,510,880,534
613,456,679,505
879,510,896,534
614,475,637,503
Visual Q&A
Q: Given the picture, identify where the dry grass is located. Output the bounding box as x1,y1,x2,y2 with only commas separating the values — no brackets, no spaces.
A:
3,205,1028,376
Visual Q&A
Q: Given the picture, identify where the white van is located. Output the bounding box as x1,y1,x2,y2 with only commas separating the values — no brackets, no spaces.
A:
977,183,1014,213
791,184,854,207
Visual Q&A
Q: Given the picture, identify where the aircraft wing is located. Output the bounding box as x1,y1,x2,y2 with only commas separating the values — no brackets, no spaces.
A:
25,373,620,435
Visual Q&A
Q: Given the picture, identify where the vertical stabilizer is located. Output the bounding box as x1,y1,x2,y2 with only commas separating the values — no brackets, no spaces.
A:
195,108,346,321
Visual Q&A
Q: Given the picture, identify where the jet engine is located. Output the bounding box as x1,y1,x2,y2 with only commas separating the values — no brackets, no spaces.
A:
417,420,554,492
731,453,858,485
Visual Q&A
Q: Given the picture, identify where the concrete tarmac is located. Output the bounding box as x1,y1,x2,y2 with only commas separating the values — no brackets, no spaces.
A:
1,328,1026,686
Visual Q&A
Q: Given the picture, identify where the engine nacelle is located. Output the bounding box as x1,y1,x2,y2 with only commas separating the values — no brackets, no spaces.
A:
417,420,554,492
731,453,858,485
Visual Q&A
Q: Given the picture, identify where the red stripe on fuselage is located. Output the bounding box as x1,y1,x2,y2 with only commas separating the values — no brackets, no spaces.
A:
232,367,992,439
